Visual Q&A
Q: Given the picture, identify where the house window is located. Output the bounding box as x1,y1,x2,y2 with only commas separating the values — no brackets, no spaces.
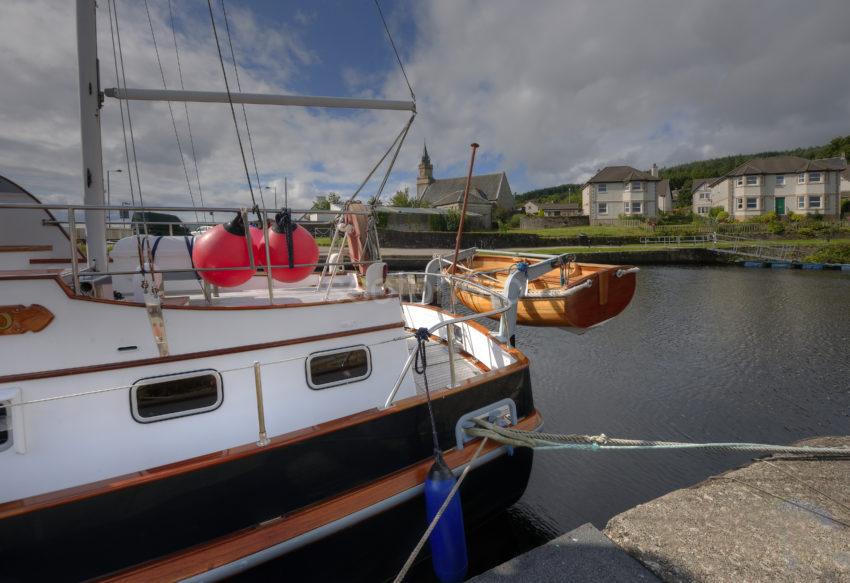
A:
697,206,710,214
624,201,642,214
735,177,743,186
0,402,11,453
597,183,607,193
131,370,223,423
746,197,758,209
797,173,805,184
630,181,642,191
808,172,821,183
745,176,758,186
797,196,805,209
597,202,608,215
808,195,822,209
736,198,743,209
776,175,785,186
699,191,710,199
307,346,372,389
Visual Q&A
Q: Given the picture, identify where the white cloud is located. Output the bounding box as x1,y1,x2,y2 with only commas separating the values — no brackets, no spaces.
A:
2,0,848,216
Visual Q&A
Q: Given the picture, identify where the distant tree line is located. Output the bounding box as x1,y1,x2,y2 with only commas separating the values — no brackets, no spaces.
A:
515,183,582,205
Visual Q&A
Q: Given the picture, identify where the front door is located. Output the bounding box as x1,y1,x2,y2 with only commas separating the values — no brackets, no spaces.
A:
775,197,785,215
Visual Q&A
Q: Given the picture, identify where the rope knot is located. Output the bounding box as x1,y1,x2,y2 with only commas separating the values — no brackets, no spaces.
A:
516,261,529,274
415,327,430,342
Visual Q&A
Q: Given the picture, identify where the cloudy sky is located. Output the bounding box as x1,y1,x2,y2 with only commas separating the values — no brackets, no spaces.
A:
2,0,849,214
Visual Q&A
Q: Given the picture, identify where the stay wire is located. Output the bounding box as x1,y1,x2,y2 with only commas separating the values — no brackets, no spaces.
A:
169,0,206,211
106,0,136,208
206,0,260,217
144,0,199,222
220,0,266,211
374,0,415,102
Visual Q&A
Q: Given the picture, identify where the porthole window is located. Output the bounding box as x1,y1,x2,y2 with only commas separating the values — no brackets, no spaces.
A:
307,346,372,389
0,402,11,453
131,370,223,423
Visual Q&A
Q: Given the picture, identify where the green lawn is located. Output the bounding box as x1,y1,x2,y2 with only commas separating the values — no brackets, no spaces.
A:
527,239,847,255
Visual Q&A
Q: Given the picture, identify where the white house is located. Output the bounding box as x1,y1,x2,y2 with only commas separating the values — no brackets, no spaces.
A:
692,155,846,219
523,201,581,217
581,164,670,224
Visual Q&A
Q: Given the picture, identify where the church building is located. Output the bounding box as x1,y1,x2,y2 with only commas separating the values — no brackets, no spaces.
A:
415,144,514,227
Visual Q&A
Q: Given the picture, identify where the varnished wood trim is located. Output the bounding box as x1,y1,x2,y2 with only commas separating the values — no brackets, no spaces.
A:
0,321,403,384
0,304,54,335
99,409,543,582
29,257,73,264
0,347,528,521
0,245,53,253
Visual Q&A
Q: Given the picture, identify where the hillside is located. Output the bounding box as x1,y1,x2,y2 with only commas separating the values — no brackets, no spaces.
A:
660,135,850,206
518,135,849,208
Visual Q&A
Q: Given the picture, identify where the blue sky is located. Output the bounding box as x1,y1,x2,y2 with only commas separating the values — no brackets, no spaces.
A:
1,0,849,212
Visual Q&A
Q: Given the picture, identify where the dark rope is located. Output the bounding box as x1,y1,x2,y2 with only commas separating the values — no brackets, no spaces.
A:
275,209,295,268
206,0,260,217
413,327,441,455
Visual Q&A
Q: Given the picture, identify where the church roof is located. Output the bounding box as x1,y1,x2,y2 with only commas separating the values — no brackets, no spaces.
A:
431,188,491,207
418,172,507,206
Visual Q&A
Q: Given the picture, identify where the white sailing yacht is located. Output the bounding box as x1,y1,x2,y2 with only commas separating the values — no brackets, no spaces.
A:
0,2,547,581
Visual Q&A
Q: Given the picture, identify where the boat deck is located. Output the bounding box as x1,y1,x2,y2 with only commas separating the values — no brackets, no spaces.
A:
406,337,484,394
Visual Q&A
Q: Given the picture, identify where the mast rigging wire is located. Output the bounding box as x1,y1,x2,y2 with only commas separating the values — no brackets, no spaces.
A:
220,0,266,210
168,0,207,212
106,0,136,209
206,0,260,215
144,0,200,222
374,0,415,101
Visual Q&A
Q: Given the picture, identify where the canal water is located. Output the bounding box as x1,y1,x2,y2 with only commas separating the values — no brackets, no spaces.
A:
459,265,850,578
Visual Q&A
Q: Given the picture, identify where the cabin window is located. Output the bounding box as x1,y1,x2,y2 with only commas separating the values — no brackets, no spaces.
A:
597,202,608,215
776,175,785,186
0,402,11,453
746,197,758,209
745,176,758,186
808,195,822,209
597,183,607,193
307,346,372,389
131,370,223,423
809,172,822,183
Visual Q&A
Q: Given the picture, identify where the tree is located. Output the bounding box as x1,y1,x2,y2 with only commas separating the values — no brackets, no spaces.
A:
389,188,414,207
311,191,342,211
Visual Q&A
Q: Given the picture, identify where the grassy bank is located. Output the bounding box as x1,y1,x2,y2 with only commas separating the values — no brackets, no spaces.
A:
526,239,850,259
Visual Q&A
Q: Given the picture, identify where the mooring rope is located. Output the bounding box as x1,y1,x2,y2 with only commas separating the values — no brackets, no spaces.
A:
466,419,850,456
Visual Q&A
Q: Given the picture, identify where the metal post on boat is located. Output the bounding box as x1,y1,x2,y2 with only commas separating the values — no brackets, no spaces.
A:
241,208,256,273
446,324,457,388
261,210,274,304
252,361,270,447
68,208,81,293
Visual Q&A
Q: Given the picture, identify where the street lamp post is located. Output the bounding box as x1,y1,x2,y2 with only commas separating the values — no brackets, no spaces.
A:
264,185,278,209
106,168,122,223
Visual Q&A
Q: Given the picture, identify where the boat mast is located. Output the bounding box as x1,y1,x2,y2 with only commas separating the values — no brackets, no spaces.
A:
76,0,108,272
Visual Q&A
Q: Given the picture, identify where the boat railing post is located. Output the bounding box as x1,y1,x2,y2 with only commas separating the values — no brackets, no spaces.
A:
242,209,256,273
446,323,457,388
253,361,270,447
261,210,274,304
68,208,81,293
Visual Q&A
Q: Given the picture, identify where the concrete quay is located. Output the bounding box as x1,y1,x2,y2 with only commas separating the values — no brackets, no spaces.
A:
472,436,849,582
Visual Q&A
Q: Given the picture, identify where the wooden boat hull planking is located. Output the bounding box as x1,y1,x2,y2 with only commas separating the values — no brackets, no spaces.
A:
454,257,637,329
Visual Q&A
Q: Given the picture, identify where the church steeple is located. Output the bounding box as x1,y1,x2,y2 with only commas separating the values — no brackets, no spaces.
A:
417,141,434,197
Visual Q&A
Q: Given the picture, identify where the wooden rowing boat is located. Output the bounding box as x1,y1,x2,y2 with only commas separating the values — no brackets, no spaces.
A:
452,254,637,330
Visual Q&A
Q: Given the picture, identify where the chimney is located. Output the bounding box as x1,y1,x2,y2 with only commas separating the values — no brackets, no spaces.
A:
650,163,658,177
